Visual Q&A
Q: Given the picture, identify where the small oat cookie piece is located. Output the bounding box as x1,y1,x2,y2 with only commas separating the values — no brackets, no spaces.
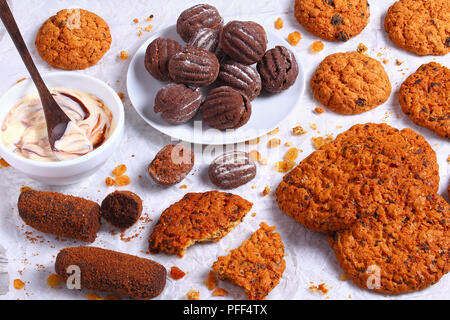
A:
311,52,391,115
220,21,268,65
209,151,257,189
176,4,224,43
329,181,449,294
257,46,299,93
35,9,112,70
294,0,370,42
145,38,183,81
276,123,440,233
154,83,202,125
148,144,194,186
399,62,449,138
101,191,143,230
149,191,253,257
384,0,450,56
211,222,286,300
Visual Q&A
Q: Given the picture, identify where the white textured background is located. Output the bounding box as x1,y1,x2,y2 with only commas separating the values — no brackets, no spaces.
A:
0,0,448,300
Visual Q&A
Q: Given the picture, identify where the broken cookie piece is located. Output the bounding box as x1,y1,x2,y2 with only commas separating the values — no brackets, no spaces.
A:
211,222,285,300
148,191,253,257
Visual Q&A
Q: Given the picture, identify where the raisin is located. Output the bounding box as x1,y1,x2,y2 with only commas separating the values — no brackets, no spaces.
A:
337,31,349,42
331,14,343,26
445,37,450,47
324,0,335,6
430,82,441,87
356,98,366,107
414,79,423,85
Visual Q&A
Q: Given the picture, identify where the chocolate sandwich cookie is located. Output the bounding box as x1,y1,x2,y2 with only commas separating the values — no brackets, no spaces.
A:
154,83,202,125
257,46,299,93
201,86,252,130
209,151,257,189
176,4,223,43
219,21,267,65
217,61,262,101
145,37,183,81
168,46,220,87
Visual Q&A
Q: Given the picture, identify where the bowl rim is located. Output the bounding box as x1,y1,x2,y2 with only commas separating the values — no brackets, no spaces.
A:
0,72,125,168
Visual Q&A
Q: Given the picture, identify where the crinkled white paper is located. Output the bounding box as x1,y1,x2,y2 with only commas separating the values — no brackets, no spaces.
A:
0,0,448,300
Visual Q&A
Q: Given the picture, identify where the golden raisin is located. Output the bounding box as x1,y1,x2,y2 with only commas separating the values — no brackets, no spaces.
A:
186,289,200,300
20,186,32,192
180,185,188,189
170,266,186,280
118,92,125,100
312,135,333,150
314,107,325,114
13,279,25,290
0,158,9,167
288,31,301,46
275,160,296,173
268,138,281,148
105,177,115,187
119,51,128,60
310,41,324,53
115,175,131,186
268,127,279,135
246,137,260,145
274,17,284,30
262,186,271,197
87,293,105,300
145,25,153,32
133,18,139,23
213,288,228,296
47,274,60,287
292,126,307,136
112,164,127,177
249,150,261,162
284,148,298,161
205,271,217,290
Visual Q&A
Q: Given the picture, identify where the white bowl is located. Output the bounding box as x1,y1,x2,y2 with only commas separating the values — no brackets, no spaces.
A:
0,72,125,185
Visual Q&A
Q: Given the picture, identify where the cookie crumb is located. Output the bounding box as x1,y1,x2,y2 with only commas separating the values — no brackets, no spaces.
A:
310,41,324,53
275,160,296,173
309,283,329,294
288,31,301,46
0,158,10,167
312,134,333,149
145,25,153,32
309,123,318,130
395,59,403,66
262,186,271,196
205,271,217,290
180,185,188,189
170,266,186,280
117,92,125,100
246,137,260,145
119,50,128,60
186,289,200,300
357,43,368,54
213,288,228,296
314,107,325,114
268,127,280,135
293,126,307,136
339,274,348,281
274,17,284,30
284,142,293,147
383,59,389,64
249,150,261,162
268,138,281,148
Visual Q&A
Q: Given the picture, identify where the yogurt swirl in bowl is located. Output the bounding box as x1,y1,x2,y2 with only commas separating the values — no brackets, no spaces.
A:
1,88,113,162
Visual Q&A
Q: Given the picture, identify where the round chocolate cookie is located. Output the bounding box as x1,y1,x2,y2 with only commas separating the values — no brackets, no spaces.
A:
311,52,391,115
148,144,194,186
168,46,220,87
176,4,223,43
201,86,252,130
217,61,262,101
399,62,449,138
145,37,183,81
276,123,440,233
209,151,257,189
154,83,202,125
329,181,449,294
294,0,370,42
188,28,221,54
257,46,299,93
35,9,112,70
219,21,267,65
384,0,450,56
101,191,143,230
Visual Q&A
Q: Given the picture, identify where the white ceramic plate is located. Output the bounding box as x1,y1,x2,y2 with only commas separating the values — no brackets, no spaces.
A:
126,24,305,145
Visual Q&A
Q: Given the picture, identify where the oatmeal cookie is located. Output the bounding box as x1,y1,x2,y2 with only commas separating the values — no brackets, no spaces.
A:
148,191,253,257
211,222,286,300
311,52,391,115
294,0,370,42
35,9,112,70
384,0,450,56
399,62,449,138
329,181,449,294
276,123,439,233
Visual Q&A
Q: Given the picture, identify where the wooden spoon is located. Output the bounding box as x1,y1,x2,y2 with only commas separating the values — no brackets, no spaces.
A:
0,0,71,150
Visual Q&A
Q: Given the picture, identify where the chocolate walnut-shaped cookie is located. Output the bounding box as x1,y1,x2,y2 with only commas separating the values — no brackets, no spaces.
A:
145,37,182,81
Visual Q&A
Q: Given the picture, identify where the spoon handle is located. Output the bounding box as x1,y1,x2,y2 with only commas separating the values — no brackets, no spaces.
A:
0,0,70,144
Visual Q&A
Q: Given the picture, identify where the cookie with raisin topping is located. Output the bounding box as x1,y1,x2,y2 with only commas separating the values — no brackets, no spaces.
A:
399,62,449,138
294,0,370,42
